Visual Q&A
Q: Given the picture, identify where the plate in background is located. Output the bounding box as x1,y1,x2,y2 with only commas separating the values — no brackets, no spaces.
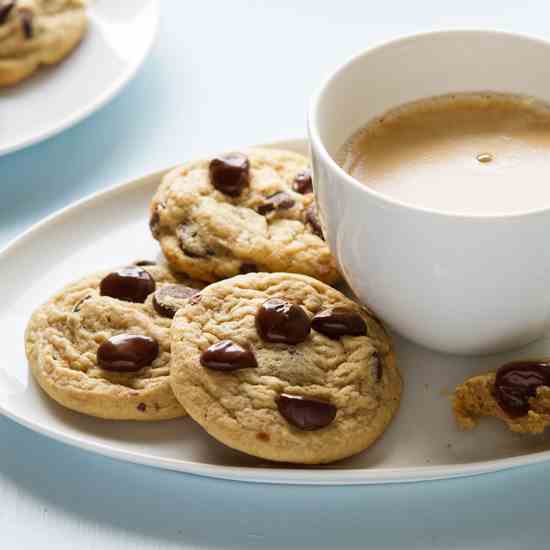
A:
1,139,550,485
0,0,159,156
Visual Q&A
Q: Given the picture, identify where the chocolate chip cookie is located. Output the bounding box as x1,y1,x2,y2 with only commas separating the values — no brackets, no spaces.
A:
25,263,203,420
0,0,87,87
453,360,550,434
149,148,340,284
170,272,401,464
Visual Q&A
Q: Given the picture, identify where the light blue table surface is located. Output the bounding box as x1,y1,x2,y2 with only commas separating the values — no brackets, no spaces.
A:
2,2,550,548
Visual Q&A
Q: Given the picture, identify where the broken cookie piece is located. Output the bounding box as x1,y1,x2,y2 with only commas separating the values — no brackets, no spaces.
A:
453,360,550,434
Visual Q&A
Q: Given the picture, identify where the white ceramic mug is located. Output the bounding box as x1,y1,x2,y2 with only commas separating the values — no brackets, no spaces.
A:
308,30,550,355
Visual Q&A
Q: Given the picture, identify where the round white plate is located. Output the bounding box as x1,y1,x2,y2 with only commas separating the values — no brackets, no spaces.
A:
0,0,159,156
2,139,550,485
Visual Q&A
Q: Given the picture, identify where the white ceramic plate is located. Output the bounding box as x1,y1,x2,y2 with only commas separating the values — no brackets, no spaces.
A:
0,0,159,156
2,139,550,485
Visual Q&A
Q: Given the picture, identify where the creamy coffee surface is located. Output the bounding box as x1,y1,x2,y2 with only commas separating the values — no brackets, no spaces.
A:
338,93,550,214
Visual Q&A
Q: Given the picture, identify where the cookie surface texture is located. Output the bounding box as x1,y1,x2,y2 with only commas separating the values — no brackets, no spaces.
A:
170,272,401,464
150,148,339,284
25,263,203,420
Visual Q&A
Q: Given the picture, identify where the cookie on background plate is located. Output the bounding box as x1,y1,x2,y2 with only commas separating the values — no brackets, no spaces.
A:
453,359,550,434
149,148,340,285
170,272,401,464
25,262,204,420
0,0,87,87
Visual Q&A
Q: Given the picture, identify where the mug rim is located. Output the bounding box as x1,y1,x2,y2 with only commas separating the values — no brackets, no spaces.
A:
307,28,550,221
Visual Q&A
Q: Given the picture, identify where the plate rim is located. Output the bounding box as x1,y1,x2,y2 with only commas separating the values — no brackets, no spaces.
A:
0,0,160,157
1,137,549,485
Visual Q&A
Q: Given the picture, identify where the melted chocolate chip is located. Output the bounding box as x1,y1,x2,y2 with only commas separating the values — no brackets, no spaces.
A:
240,262,258,274
293,170,313,194
200,340,258,371
19,7,32,39
152,284,199,318
311,307,366,339
134,260,157,266
255,298,310,344
97,334,159,372
494,360,550,417
137,402,147,412
149,210,161,240
276,394,336,430
257,192,295,215
0,1,15,24
209,153,250,197
99,266,156,303
305,204,324,239
256,431,270,442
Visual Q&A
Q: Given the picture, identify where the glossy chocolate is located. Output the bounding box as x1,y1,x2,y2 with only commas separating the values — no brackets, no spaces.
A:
209,153,250,197
200,340,258,371
255,298,310,344
311,307,366,339
292,170,313,194
494,360,550,417
97,334,159,372
99,266,156,303
276,393,336,430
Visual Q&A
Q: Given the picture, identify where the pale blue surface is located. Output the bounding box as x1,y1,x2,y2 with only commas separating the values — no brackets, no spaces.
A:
2,1,550,548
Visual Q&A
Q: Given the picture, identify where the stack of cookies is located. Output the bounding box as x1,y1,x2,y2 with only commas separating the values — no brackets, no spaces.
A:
25,148,402,464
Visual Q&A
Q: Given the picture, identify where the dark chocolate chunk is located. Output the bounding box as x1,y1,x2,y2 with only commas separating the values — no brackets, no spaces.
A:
257,191,295,215
149,210,161,240
97,334,159,372
311,307,366,339
99,266,156,303
255,298,310,344
276,393,336,430
239,262,258,274
494,360,550,417
134,260,157,266
305,204,324,239
137,402,147,412
209,153,250,197
292,170,313,194
0,1,15,24
200,340,258,371
152,284,199,318
19,7,32,39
